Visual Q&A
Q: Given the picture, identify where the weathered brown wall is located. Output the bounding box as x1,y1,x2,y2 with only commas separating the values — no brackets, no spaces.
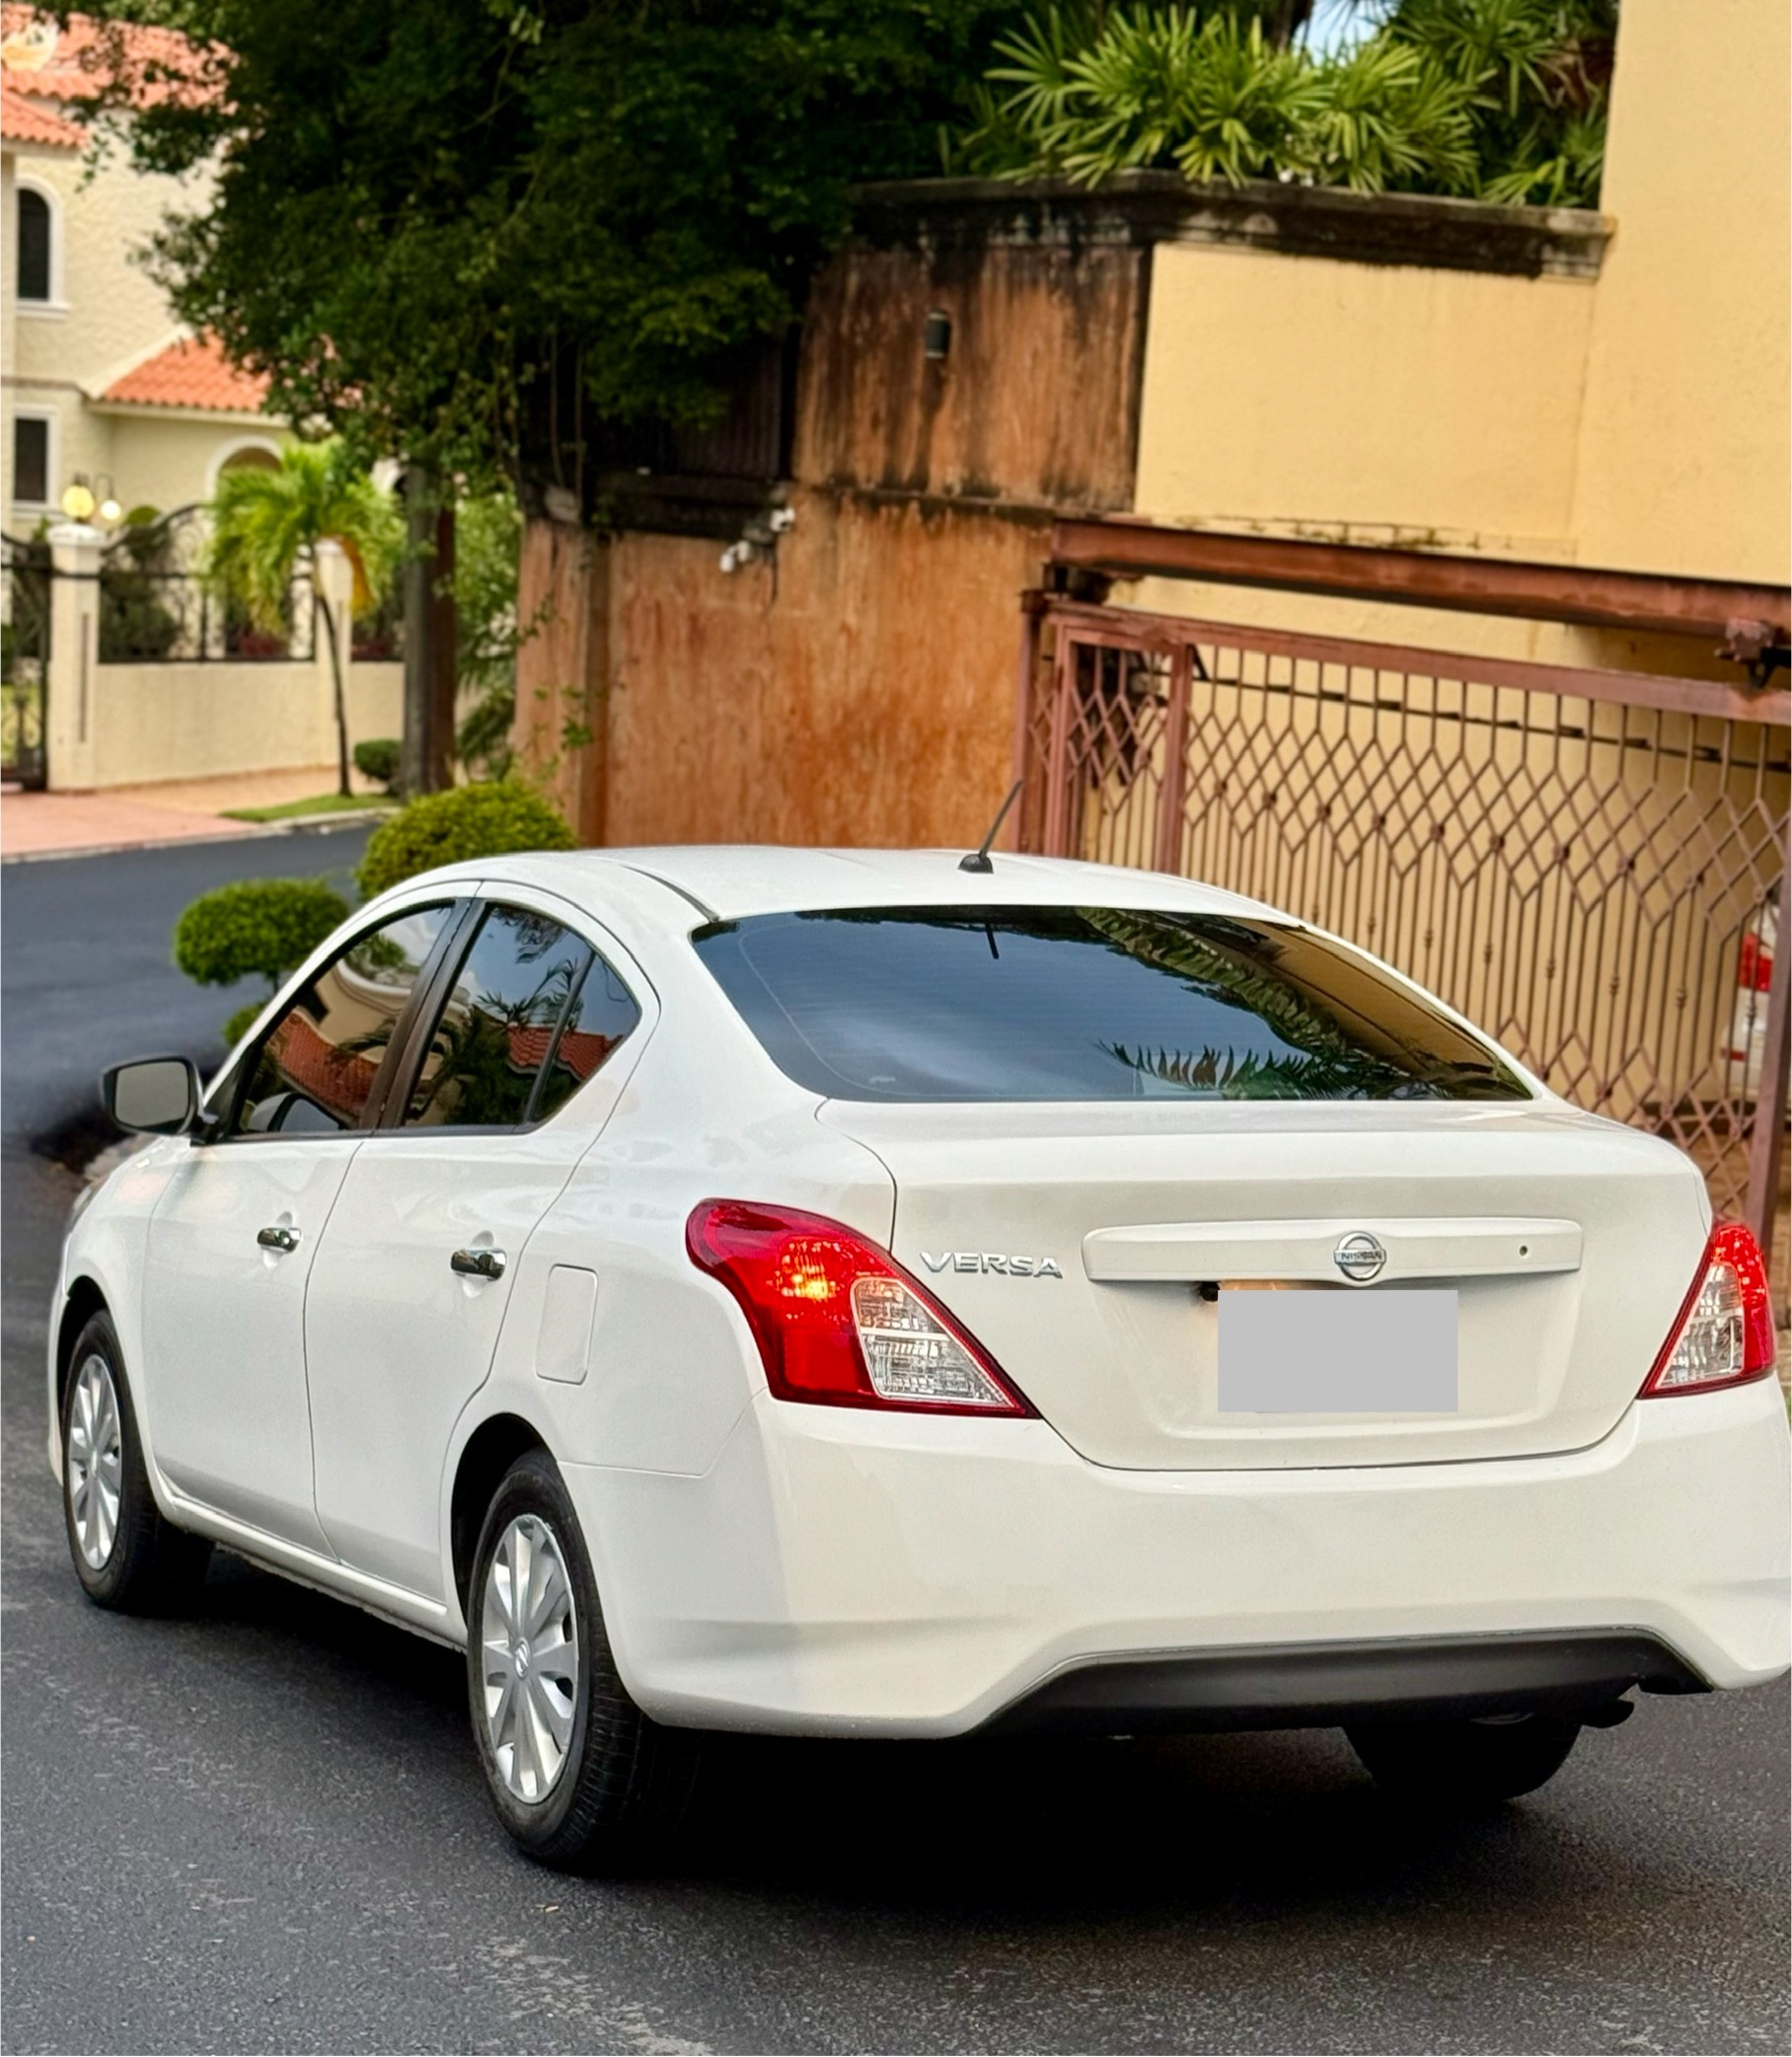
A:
513,519,607,843
795,242,1147,506
514,217,1148,845
599,491,1046,848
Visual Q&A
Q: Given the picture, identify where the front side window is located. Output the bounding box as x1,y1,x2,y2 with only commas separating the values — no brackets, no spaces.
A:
402,904,635,1129
694,906,1529,1104
17,189,51,302
232,904,452,1134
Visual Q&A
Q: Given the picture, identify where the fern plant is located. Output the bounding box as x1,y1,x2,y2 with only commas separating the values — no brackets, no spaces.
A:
958,0,1618,206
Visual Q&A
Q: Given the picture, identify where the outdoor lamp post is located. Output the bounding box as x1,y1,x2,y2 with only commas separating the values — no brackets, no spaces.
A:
59,473,122,525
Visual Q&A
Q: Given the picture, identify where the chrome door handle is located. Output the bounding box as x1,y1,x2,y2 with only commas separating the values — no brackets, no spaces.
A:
451,1247,506,1281
257,1224,300,1253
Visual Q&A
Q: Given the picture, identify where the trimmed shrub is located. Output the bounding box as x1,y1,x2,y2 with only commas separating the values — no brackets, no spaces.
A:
356,781,575,900
174,878,349,990
353,737,402,792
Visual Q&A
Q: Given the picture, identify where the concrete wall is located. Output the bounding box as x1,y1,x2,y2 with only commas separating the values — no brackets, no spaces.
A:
795,240,1146,507
1570,0,1791,582
86,658,403,789
1134,251,1595,561
525,225,1141,848
1129,0,1789,654
601,495,1042,850
516,0,1788,851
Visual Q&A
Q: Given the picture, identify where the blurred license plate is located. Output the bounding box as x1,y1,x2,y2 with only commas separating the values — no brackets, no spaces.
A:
1218,1287,1457,1413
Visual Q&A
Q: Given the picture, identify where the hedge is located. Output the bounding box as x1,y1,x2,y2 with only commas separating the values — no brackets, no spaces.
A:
356,781,575,900
173,878,350,991
352,737,402,792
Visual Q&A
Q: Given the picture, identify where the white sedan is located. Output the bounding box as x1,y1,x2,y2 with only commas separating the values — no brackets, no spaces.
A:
52,847,1789,1868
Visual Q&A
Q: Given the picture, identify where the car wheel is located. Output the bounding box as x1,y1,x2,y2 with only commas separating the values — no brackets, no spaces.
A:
1345,1711,1583,1805
61,1310,211,1613
467,1447,702,1870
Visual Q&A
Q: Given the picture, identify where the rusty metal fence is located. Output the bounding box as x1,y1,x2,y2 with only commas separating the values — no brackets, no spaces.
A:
1015,598,1791,1297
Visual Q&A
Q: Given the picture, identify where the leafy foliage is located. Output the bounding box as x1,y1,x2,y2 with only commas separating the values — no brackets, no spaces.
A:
173,880,350,1010
353,737,402,791
205,439,402,794
452,490,526,782
88,0,1032,485
356,781,576,901
207,441,401,633
958,0,1616,204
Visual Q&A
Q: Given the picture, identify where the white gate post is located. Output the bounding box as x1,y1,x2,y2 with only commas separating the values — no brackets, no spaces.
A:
44,520,103,791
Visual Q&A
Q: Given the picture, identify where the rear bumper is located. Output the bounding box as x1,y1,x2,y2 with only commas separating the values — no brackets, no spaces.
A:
984,1630,1704,1735
564,1375,1791,1738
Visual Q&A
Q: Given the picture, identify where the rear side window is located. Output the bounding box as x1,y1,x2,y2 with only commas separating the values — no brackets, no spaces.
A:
403,904,635,1128
693,906,1528,1105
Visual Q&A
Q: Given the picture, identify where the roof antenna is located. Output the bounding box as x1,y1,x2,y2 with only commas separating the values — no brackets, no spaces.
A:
958,780,1023,875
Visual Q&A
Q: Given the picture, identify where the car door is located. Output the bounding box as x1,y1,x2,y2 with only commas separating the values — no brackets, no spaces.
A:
303,892,649,1599
139,900,459,1552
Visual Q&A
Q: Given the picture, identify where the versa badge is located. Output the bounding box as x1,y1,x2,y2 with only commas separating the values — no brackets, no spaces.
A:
920,1252,1064,1277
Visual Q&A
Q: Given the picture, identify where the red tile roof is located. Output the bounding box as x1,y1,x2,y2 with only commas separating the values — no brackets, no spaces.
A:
102,334,271,416
1,73,82,147
0,7,220,147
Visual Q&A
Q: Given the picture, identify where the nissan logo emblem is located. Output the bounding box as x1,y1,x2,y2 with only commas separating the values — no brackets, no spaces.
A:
1333,1232,1387,1284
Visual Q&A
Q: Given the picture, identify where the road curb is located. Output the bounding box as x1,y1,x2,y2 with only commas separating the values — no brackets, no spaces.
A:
1,813,383,867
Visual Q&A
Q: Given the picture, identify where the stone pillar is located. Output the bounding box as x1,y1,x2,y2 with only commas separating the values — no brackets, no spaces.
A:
313,538,357,784
44,521,102,791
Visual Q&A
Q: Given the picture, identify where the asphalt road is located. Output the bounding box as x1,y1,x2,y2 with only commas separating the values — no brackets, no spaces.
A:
3,836,1788,2055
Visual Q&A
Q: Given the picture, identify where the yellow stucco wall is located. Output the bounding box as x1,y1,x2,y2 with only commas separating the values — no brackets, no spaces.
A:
88,658,403,788
1135,252,1596,561
1131,0,1789,600
1570,0,1791,581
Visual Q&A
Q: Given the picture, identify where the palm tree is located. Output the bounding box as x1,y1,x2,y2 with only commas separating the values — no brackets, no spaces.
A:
206,442,403,797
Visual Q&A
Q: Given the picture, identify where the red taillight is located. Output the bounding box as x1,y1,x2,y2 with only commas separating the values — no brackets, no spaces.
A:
1639,1220,1778,1398
686,1199,1033,1415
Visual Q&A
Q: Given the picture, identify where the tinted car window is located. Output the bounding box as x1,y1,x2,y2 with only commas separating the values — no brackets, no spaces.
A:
694,906,1529,1104
532,956,641,1123
404,905,623,1129
234,904,452,1134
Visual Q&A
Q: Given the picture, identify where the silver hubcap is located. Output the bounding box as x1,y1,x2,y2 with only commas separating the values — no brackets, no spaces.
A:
480,1514,580,1803
66,1352,123,1570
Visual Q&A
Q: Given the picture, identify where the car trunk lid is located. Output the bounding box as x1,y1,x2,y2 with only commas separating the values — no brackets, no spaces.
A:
820,1098,1706,1470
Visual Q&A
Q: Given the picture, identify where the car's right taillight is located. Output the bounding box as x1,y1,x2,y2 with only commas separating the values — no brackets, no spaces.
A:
1639,1220,1777,1397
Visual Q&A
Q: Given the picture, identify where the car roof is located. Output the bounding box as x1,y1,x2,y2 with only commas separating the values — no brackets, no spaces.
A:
446,846,1288,926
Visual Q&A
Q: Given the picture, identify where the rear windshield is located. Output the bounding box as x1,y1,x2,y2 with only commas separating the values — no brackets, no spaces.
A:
693,906,1528,1105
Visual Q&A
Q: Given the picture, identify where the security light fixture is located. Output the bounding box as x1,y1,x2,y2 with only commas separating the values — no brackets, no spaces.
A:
923,310,952,362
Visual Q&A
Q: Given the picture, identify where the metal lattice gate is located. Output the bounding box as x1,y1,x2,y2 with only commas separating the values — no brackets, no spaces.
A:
2,534,51,789
1015,598,1791,1295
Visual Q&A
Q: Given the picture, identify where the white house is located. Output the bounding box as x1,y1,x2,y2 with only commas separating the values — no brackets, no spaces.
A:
1,7,287,534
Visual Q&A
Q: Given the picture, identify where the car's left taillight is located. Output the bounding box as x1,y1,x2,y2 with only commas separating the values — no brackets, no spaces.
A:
1639,1219,1778,1397
686,1199,1033,1415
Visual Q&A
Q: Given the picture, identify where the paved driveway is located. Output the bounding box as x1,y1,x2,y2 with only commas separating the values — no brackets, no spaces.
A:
2,836,1786,2055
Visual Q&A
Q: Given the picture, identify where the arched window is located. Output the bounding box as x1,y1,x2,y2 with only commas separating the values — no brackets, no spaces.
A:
17,188,52,303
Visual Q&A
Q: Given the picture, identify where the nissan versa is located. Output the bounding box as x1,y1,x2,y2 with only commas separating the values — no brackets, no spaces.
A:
51,847,1790,1868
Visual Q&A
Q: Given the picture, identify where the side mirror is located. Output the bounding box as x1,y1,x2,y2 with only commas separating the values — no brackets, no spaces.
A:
102,1055,202,1136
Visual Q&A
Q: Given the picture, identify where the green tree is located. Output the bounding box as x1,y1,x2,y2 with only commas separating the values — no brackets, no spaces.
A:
205,441,402,797
85,0,1032,491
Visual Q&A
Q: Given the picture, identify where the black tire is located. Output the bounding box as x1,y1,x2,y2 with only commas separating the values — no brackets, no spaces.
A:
1346,1711,1582,1805
466,1448,702,1871
60,1309,211,1614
